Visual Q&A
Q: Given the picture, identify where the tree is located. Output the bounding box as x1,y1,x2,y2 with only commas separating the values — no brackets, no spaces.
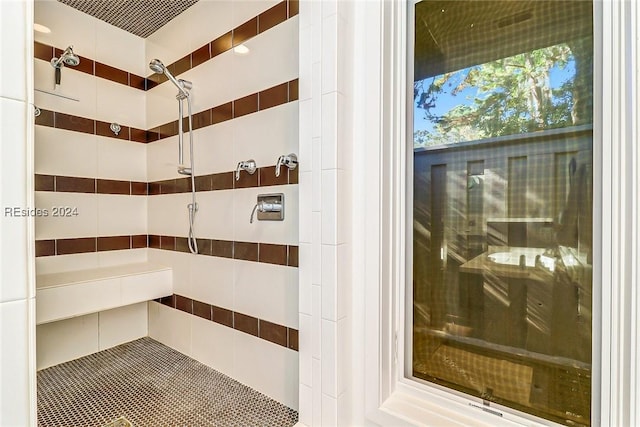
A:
414,40,591,149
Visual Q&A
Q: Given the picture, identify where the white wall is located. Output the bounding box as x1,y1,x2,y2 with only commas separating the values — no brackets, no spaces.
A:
0,0,35,425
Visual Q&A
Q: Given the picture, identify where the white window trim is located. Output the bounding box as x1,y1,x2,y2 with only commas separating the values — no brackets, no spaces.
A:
354,0,639,426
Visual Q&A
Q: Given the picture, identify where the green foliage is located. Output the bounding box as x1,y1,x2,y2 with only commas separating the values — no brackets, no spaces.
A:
414,43,579,148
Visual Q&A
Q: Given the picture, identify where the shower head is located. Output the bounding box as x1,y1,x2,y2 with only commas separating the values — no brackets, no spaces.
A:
149,58,190,98
51,46,80,68
149,58,165,74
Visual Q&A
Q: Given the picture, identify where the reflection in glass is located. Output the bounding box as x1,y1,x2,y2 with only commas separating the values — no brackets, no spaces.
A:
411,1,593,425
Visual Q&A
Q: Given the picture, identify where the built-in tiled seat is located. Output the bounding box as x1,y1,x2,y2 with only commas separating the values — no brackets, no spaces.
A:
36,262,172,325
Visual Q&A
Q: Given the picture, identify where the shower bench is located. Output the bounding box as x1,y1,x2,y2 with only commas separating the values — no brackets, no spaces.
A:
35,262,172,325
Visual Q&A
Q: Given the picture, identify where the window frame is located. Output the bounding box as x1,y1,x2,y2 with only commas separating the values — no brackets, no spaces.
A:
358,0,639,425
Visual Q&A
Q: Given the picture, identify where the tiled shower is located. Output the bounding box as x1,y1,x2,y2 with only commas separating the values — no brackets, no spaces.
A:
32,0,300,420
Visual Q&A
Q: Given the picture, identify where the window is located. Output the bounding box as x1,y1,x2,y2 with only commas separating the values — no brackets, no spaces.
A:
410,1,594,425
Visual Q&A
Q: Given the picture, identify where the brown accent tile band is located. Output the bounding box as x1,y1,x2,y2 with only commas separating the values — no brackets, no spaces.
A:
35,175,148,195
148,235,298,268
34,41,147,90
35,235,147,256
35,78,298,144
34,1,298,93
150,79,299,143
154,294,298,352
35,235,298,268
33,108,148,144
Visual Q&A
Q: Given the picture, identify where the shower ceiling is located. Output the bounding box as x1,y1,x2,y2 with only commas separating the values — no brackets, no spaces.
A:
57,0,200,38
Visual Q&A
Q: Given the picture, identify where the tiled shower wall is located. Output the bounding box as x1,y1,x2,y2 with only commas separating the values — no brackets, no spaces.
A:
1,0,34,424
33,0,149,369
32,0,300,410
145,0,299,409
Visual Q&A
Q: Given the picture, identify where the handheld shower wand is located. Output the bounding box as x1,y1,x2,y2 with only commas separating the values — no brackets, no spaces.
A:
150,59,198,254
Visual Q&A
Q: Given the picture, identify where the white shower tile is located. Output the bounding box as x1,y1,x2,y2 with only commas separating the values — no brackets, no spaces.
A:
232,0,280,29
311,212,321,284
233,260,298,328
298,172,312,244
0,299,30,426
35,126,98,178
298,243,312,316
232,102,299,170
0,0,27,101
311,357,322,427
232,185,297,246
311,138,321,211
148,301,192,357
145,81,180,130
146,135,180,182
147,193,192,237
233,329,299,410
96,135,147,182
36,252,99,275
34,0,97,61
95,79,146,130
95,21,146,76
98,302,147,350
298,313,312,387
98,248,148,267
181,50,236,114
299,26,312,101
148,249,191,296
97,194,147,236
299,100,312,171
191,120,235,176
35,192,98,239
321,244,337,321
298,384,313,427
36,313,99,370
0,98,28,303
321,394,338,427
231,18,298,98
321,14,337,94
189,255,234,309
321,319,337,397
321,92,338,169
311,284,321,359
192,190,235,241
34,59,97,119
191,315,235,378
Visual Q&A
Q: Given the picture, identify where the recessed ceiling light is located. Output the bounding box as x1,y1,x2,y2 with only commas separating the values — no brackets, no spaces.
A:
34,23,51,34
233,44,250,55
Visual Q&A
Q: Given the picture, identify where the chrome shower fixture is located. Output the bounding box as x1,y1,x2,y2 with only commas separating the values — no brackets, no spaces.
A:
51,46,80,85
149,58,198,254
275,153,298,177
149,58,191,99
236,160,257,181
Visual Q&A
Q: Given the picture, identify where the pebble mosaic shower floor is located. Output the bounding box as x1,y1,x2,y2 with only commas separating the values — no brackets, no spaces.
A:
37,337,298,427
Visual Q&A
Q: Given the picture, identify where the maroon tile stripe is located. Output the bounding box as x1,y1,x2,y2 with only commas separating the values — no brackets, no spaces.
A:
34,108,149,144
149,235,298,268
35,235,147,256
35,175,148,195
34,41,147,91
35,79,298,144
148,79,299,142
156,293,299,351
35,234,298,268
36,163,296,196
33,0,298,92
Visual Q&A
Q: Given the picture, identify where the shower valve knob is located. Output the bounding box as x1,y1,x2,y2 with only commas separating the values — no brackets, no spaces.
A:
236,160,257,181
275,153,298,177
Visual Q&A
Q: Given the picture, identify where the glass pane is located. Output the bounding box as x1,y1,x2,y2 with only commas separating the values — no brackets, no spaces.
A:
411,1,594,425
